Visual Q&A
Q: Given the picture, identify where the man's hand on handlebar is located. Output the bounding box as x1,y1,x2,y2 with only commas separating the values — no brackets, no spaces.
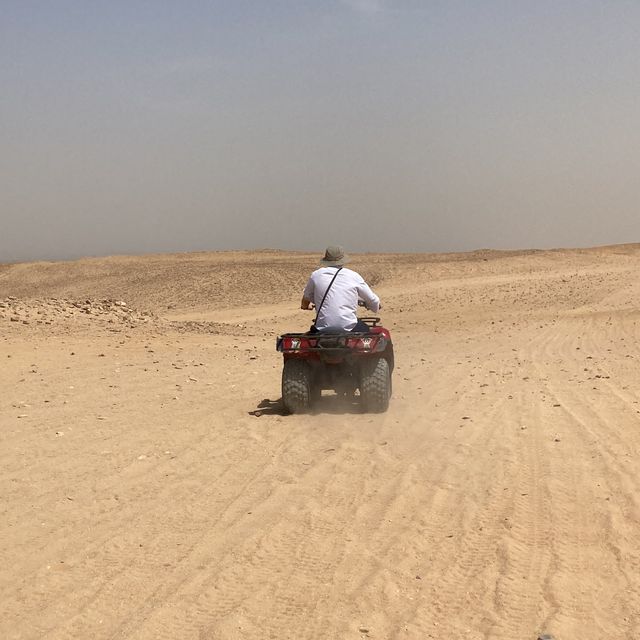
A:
301,297,315,311
358,300,382,311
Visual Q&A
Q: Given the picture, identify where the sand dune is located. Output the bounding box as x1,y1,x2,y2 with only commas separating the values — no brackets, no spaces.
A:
1,245,640,639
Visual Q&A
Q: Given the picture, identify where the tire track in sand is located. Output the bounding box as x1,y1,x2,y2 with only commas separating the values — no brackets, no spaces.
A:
522,319,640,639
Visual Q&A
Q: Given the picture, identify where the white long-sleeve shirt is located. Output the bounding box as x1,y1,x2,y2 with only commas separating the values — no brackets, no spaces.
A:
303,267,380,331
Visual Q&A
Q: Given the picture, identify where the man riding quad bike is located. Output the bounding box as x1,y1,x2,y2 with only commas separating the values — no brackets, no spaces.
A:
276,246,394,413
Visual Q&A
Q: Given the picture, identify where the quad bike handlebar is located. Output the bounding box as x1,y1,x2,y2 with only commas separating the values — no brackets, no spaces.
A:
309,300,380,310
358,300,382,310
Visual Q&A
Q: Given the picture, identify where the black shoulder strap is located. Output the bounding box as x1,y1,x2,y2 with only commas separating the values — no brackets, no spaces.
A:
314,267,343,324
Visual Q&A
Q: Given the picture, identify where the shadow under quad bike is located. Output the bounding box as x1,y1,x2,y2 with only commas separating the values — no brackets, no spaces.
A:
276,316,394,414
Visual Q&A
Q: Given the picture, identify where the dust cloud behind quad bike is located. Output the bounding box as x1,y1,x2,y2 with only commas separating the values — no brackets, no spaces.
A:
2,245,640,639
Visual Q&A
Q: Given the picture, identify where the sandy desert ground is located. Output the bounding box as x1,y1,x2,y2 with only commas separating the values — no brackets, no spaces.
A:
1,245,640,640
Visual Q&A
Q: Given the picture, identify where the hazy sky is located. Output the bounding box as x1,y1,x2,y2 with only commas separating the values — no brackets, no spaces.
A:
2,1,640,262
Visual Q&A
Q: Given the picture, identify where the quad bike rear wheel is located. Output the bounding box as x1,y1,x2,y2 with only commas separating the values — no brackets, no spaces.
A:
282,359,312,414
360,357,391,413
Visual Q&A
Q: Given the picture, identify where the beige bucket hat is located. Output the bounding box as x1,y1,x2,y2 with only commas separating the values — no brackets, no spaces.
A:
319,245,350,266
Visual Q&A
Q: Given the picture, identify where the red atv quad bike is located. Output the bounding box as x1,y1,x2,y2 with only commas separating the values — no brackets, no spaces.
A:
276,316,394,414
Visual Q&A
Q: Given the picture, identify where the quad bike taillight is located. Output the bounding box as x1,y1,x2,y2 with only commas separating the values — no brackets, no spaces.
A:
343,336,376,350
280,336,310,350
